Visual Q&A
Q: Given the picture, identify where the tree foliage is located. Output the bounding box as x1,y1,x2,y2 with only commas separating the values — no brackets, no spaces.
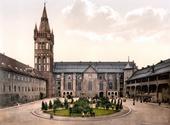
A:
71,97,92,114
49,100,53,109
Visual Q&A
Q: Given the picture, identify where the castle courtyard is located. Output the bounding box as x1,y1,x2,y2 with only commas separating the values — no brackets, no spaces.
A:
0,99,169,125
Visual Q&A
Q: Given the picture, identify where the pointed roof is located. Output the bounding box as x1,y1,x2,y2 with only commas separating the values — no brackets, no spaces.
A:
124,56,133,70
42,4,47,18
83,65,97,73
124,63,132,70
39,4,50,32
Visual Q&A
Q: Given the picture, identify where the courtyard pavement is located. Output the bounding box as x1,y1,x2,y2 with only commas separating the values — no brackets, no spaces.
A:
0,99,170,125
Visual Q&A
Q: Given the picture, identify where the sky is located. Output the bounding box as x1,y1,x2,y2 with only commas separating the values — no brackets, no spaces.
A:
0,0,170,68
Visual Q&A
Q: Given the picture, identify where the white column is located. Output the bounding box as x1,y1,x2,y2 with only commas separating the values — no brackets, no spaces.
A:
73,73,76,96
61,73,64,97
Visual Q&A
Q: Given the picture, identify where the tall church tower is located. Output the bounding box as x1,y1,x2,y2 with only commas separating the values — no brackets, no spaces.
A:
34,4,55,97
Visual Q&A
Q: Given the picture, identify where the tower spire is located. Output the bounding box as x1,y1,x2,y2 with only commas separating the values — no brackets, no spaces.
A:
39,1,50,32
128,56,130,63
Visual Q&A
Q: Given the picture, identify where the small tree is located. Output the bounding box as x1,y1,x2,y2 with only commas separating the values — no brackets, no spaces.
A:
114,99,116,105
64,99,69,109
44,102,48,111
53,99,63,113
119,100,123,109
49,100,53,109
41,101,45,110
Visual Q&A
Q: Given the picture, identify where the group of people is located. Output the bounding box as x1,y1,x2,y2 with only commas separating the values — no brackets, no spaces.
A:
81,111,95,117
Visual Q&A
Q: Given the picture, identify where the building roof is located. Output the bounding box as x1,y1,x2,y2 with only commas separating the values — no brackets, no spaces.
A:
128,59,170,81
0,53,45,79
54,61,136,73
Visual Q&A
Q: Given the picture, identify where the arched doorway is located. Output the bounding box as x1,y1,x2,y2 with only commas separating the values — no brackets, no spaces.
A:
99,92,104,97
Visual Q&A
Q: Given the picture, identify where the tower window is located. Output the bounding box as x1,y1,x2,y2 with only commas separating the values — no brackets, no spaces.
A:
43,57,46,63
35,57,37,63
46,43,49,49
35,43,38,49
47,57,50,63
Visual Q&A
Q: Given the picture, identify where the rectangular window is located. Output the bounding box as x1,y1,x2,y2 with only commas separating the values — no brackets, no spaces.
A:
9,86,11,92
88,81,92,91
108,82,113,90
3,85,5,92
8,73,10,79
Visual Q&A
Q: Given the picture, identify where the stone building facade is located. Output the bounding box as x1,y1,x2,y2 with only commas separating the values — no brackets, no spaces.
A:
126,59,170,102
53,62,136,98
0,53,46,107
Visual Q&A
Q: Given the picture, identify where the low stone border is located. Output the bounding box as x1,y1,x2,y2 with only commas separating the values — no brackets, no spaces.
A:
31,106,132,121
0,98,56,111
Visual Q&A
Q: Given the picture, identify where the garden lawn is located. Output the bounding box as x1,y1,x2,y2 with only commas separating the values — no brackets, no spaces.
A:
45,108,117,117
93,108,117,116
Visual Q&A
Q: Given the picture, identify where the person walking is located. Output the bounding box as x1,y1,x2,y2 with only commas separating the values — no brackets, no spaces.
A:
50,113,53,119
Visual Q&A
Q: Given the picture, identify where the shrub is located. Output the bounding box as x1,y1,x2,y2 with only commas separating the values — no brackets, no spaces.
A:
64,99,69,109
41,101,45,110
72,97,91,114
53,99,63,112
44,102,48,110
49,100,53,109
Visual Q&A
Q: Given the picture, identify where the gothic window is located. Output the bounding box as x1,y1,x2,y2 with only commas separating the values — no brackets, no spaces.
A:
35,43,38,49
9,86,11,92
42,43,45,49
35,57,37,63
47,57,50,63
88,81,92,91
44,65,46,71
39,65,41,71
14,86,16,92
68,82,72,90
47,65,50,71
46,43,49,49
38,57,41,64
3,85,5,92
18,86,20,92
108,81,113,90
43,57,46,63
99,82,103,90
39,43,42,49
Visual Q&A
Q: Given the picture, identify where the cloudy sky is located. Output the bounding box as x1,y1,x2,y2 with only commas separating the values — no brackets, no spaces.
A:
0,0,170,68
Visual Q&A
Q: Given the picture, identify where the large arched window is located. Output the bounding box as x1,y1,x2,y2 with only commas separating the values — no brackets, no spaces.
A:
68,82,73,90
99,82,103,90
88,81,92,91
76,82,81,91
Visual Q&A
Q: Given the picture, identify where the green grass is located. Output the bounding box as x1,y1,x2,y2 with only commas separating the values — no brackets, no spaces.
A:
93,108,117,116
45,108,117,117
